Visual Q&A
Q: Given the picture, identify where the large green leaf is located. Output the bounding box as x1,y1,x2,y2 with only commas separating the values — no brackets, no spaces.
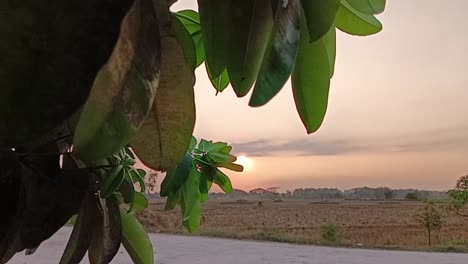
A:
181,166,202,232
160,154,193,197
171,15,197,70
73,0,161,162
249,0,301,106
198,0,229,78
300,0,340,42
0,0,132,147
225,0,274,97
132,1,196,171
346,0,386,15
175,10,205,67
335,0,382,36
292,18,336,133
88,197,121,264
174,10,229,93
121,210,154,264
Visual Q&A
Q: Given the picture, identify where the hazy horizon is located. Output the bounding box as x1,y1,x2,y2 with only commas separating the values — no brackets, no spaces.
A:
166,0,468,192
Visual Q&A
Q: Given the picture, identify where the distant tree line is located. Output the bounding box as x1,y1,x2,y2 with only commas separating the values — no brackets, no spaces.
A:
207,186,448,201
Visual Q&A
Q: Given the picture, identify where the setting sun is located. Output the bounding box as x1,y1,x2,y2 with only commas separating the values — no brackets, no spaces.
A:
236,155,253,170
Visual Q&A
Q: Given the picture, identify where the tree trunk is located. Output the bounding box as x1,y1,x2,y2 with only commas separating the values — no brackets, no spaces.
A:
427,228,431,246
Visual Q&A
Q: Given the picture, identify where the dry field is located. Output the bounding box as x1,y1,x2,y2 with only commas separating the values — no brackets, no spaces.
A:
137,199,468,251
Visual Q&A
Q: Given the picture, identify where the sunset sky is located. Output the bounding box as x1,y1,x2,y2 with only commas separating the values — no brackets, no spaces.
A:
170,0,468,191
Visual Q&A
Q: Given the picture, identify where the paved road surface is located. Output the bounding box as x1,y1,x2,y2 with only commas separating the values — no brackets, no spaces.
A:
11,227,467,264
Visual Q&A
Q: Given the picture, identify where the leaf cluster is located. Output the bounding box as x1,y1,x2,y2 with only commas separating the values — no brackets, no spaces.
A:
161,136,242,232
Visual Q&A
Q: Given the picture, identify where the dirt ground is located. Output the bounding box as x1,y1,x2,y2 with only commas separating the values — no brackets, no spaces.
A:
137,199,468,251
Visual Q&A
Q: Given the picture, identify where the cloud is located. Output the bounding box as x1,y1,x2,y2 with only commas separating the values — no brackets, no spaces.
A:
231,126,468,157
231,138,360,157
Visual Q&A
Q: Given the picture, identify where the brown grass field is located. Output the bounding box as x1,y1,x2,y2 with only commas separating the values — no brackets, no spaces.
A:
137,199,468,252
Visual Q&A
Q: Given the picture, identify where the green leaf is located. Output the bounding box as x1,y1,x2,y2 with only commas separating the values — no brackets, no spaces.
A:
198,0,229,78
220,146,233,154
204,141,228,152
214,169,233,194
249,0,301,107
335,0,383,36
181,166,202,232
121,210,154,264
207,66,230,93
0,0,132,146
132,3,196,171
346,0,386,14
130,169,146,193
193,32,205,67
225,0,274,97
125,147,136,160
300,0,340,42
171,15,197,70
292,17,336,133
119,178,136,204
88,196,122,264
175,10,200,34
190,136,197,149
198,139,210,152
200,164,217,181
175,10,205,67
137,169,147,177
100,165,125,198
207,152,237,164
73,1,160,161
160,154,193,197
132,192,149,212
164,191,180,211
199,174,209,202
218,162,244,172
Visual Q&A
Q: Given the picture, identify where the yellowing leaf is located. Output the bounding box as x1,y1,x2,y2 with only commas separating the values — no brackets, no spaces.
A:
73,0,160,162
132,0,196,171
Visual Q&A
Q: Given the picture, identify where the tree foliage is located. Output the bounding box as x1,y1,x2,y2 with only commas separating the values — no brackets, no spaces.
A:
415,202,445,246
445,175,468,217
0,0,385,263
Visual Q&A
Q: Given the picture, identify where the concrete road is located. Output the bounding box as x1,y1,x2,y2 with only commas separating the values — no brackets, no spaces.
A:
11,227,467,264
